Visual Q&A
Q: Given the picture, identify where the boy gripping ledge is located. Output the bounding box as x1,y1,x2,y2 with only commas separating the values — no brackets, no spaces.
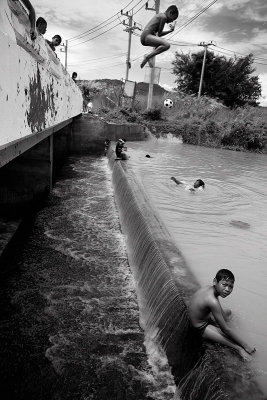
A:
188,269,256,360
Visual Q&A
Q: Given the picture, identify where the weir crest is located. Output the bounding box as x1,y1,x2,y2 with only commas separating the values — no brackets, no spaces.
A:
108,148,266,400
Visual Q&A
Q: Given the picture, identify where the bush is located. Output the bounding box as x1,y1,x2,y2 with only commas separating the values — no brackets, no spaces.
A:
171,94,267,152
221,120,267,151
143,108,162,121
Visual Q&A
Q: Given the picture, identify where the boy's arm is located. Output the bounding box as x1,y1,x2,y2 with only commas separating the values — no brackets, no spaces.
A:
210,299,255,354
158,16,174,37
157,16,174,37
171,177,183,185
21,0,37,40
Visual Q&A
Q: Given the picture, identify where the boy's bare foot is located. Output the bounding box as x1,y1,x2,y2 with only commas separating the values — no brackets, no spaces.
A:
148,58,154,68
140,56,148,68
141,55,154,68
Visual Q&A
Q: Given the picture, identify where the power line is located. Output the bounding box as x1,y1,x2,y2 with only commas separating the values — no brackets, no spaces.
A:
214,45,267,62
131,0,220,64
169,0,220,39
68,53,126,66
132,1,147,16
69,21,122,47
67,0,144,41
213,47,267,66
69,15,122,42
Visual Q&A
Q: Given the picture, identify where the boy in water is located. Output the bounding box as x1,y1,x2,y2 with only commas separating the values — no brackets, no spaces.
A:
140,5,178,68
188,269,256,359
171,177,205,192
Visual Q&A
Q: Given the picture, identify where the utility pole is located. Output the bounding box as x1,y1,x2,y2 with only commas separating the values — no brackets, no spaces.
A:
121,10,141,81
146,0,160,110
65,40,68,70
197,41,213,98
60,40,68,70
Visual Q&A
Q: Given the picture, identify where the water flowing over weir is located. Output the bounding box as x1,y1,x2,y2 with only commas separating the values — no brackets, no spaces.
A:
108,148,266,400
0,156,179,400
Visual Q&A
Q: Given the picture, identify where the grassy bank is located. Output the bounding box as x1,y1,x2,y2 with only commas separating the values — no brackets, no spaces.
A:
171,95,267,152
94,93,267,153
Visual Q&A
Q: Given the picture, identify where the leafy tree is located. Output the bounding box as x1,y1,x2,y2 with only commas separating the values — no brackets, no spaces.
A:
172,51,261,107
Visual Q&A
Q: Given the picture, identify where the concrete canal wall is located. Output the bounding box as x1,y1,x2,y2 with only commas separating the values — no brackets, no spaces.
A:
0,0,147,216
0,113,147,216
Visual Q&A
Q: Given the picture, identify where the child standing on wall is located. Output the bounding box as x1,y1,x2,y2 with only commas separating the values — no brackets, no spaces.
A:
140,5,178,68
188,269,256,360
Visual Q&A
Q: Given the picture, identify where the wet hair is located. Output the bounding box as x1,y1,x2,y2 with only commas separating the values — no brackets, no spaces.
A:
215,269,235,283
194,179,205,188
72,72,77,78
36,17,47,26
166,5,179,17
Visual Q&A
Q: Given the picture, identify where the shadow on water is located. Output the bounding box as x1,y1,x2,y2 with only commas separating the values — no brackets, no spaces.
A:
108,148,266,400
0,156,175,400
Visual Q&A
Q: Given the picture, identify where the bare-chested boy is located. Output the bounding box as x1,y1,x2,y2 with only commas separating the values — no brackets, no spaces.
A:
171,177,205,192
140,5,178,68
188,269,256,360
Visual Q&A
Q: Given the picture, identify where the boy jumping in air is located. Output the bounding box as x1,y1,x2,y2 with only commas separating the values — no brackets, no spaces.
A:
140,5,179,68
188,269,256,360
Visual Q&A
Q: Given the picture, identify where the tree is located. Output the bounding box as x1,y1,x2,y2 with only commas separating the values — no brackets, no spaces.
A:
172,51,262,107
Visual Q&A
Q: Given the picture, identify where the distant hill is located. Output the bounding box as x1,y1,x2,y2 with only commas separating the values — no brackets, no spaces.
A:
77,79,169,97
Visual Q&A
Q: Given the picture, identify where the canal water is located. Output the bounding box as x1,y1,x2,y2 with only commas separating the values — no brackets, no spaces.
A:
0,156,175,400
126,136,267,395
1,138,267,399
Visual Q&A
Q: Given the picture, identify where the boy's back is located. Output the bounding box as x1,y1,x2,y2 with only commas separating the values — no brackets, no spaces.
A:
188,286,215,328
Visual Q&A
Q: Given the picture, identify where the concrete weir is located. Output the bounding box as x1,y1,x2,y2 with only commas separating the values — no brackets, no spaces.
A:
108,149,266,400
0,2,265,399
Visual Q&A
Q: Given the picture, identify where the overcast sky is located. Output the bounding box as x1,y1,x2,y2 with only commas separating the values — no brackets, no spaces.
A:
34,0,267,105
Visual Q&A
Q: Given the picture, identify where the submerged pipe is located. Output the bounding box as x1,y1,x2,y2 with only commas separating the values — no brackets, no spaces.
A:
108,148,265,400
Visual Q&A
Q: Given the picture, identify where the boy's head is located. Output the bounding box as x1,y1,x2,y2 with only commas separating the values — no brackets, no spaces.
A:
166,5,179,22
52,35,62,46
215,269,235,282
36,17,47,34
213,269,235,298
194,179,205,189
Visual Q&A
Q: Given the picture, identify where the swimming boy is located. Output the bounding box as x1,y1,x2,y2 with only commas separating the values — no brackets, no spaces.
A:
171,177,205,192
188,269,256,359
140,5,179,68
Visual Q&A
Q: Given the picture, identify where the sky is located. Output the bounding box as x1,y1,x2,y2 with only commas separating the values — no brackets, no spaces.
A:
34,0,267,105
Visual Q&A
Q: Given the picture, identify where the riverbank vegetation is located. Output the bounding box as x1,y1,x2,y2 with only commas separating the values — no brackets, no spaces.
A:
166,94,267,152
94,93,267,153
172,51,261,108
78,78,267,154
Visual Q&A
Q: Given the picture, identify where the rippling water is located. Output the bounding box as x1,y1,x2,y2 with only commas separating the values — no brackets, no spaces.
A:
126,136,267,394
0,156,175,400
